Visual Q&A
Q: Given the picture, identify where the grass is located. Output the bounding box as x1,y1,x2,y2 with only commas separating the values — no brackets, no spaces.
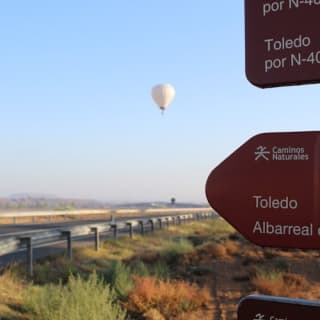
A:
252,266,309,298
73,220,225,270
159,219,235,239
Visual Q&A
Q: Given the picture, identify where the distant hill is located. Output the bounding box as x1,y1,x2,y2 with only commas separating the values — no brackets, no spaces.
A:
0,194,206,211
8,193,58,200
0,194,109,211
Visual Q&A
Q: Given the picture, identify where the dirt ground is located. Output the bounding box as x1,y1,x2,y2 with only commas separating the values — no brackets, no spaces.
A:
174,236,320,320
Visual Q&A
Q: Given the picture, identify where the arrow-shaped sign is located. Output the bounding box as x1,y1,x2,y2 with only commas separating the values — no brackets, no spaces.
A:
238,295,320,319
206,132,320,249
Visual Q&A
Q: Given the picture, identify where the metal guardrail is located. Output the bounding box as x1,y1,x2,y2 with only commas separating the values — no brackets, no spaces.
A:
0,211,215,276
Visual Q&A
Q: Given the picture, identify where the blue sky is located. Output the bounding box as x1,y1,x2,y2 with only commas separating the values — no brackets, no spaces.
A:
0,1,319,203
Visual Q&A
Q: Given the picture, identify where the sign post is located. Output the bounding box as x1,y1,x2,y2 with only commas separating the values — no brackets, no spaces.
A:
206,131,320,249
238,295,320,319
245,0,320,88
232,3,320,318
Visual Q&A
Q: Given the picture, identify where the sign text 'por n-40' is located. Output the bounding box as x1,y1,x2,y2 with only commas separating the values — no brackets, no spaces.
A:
245,0,320,88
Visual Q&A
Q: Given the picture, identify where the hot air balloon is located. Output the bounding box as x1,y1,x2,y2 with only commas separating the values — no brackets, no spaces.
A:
151,84,175,114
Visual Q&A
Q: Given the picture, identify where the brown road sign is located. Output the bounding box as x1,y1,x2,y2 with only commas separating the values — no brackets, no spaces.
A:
245,0,320,88
206,131,320,249
238,295,320,319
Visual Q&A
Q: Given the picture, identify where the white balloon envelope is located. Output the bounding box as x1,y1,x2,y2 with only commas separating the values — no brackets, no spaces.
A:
151,84,175,113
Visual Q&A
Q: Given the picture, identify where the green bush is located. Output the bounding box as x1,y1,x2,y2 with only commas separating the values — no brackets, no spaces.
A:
131,260,150,277
32,258,80,285
131,260,171,280
104,260,133,298
189,265,212,276
255,266,283,281
187,235,205,246
161,238,194,264
271,257,290,272
150,261,171,279
24,272,127,320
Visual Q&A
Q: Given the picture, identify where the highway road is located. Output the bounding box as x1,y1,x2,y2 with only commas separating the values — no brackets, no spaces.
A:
0,213,166,240
0,217,114,240
0,213,186,268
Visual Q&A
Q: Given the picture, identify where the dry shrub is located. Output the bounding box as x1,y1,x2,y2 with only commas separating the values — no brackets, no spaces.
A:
282,273,309,289
264,248,279,259
252,277,284,296
204,243,227,258
241,247,265,266
0,268,25,305
224,241,240,256
0,268,27,319
143,308,165,320
174,310,214,320
252,272,309,297
126,276,212,319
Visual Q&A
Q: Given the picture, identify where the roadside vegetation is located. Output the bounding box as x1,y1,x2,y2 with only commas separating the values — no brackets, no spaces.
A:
1,217,320,320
